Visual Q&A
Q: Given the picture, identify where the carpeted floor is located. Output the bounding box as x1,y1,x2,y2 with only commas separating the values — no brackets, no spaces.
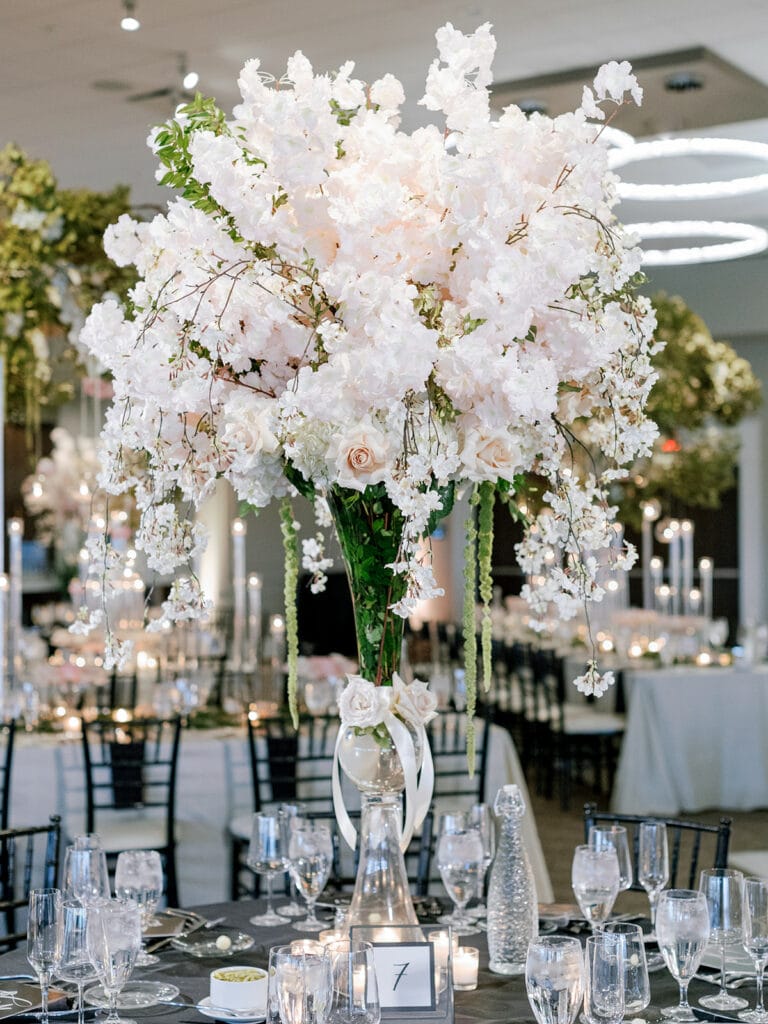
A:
524,776,768,905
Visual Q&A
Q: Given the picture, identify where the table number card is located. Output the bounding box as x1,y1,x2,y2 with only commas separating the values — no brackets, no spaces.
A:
351,925,454,1022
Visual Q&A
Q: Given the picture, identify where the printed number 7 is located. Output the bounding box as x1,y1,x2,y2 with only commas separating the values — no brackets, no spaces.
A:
392,963,409,990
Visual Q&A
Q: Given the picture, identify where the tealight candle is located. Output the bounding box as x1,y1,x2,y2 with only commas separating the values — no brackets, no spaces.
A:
318,929,345,946
428,930,458,970
453,946,479,991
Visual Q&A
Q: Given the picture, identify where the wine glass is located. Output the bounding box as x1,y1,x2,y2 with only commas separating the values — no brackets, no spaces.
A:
699,867,748,1011
525,935,584,1024
272,947,333,1024
588,825,633,894
466,803,496,919
436,829,484,937
584,931,625,1024
248,812,290,927
86,899,142,1024
571,845,620,931
327,939,380,1024
288,821,333,932
114,850,164,966
58,900,98,1024
277,803,307,919
26,888,63,1024
603,922,651,1017
656,888,711,1021
741,876,768,1023
638,821,669,929
63,843,111,905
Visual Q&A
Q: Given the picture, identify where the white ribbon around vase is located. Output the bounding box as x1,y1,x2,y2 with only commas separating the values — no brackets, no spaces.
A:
332,714,434,853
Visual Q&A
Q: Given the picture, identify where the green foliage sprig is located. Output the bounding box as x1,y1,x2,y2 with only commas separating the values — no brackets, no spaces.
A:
463,492,479,771
477,481,495,694
280,498,300,727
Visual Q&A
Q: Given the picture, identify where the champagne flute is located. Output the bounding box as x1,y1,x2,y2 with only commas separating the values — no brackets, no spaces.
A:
638,822,669,929
86,899,142,1024
588,825,633,894
277,803,307,919
466,803,496,919
436,829,484,937
289,821,333,932
571,845,620,931
58,901,98,1024
525,935,584,1024
656,889,711,1021
248,812,290,927
699,868,748,1011
584,931,625,1024
603,922,651,1017
741,876,768,1023
26,888,63,1024
114,850,164,966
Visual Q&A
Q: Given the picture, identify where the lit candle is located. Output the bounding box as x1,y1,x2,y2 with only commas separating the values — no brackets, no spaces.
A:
656,584,671,616
665,519,681,616
680,520,694,613
699,557,714,619
318,929,345,946
453,946,479,991
231,518,247,671
688,588,702,616
7,518,23,682
247,573,262,669
641,500,661,610
353,964,366,1005
650,556,663,606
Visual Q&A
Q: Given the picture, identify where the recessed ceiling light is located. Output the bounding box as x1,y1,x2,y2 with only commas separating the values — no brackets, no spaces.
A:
182,71,199,91
120,0,140,31
609,137,768,200
626,220,768,266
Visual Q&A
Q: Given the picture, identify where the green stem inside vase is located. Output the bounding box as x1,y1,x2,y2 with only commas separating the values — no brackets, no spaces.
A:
327,486,407,686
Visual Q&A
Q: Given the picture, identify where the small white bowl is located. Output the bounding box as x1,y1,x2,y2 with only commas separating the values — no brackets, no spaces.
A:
209,965,268,1012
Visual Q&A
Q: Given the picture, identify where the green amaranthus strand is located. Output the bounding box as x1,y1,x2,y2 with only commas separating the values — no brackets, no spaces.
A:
279,498,300,727
477,481,495,693
463,490,479,773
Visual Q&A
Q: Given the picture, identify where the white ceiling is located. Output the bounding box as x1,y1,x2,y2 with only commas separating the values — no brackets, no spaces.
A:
2,0,768,239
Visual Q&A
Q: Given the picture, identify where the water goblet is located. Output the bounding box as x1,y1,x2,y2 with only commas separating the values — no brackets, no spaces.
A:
603,922,651,1017
277,803,307,919
740,876,768,1023
289,821,333,932
656,888,711,1021
85,898,142,1024
26,888,63,1024
63,843,110,905
272,947,333,1024
584,931,625,1024
327,938,381,1024
588,825,633,893
114,849,163,966
525,935,584,1024
571,845,620,931
58,900,98,1024
248,812,290,927
466,803,496,920
436,829,484,937
699,867,748,1011
638,821,669,930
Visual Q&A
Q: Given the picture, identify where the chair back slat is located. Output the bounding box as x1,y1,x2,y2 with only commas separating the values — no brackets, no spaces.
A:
0,722,15,831
0,816,61,951
583,803,731,891
427,708,492,804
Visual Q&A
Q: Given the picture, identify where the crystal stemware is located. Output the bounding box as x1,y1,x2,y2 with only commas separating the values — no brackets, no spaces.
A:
289,821,333,932
571,845,620,932
248,812,290,927
588,825,633,894
656,888,711,1021
638,822,669,930
86,898,142,1024
63,843,111,905
26,888,63,1024
603,922,651,1017
276,803,307,919
327,939,381,1024
525,935,584,1024
114,849,164,966
58,900,98,1024
741,876,768,1023
272,947,333,1024
584,931,625,1024
699,867,748,1011
436,829,484,937
466,803,496,920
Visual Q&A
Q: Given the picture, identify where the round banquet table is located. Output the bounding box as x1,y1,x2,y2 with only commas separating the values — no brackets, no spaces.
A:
0,900,719,1024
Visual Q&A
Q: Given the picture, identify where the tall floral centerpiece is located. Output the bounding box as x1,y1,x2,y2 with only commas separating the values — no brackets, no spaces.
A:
78,25,657,921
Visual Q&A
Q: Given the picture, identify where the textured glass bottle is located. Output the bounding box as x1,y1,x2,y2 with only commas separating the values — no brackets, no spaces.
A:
487,784,538,974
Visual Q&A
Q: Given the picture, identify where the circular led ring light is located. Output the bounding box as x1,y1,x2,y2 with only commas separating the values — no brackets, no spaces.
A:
609,138,768,200
626,220,768,266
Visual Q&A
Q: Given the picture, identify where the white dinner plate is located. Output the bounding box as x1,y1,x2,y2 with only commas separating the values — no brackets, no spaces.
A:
196,996,266,1023
700,944,755,974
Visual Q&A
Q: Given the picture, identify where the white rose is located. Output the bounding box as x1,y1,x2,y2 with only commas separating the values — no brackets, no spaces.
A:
338,676,389,728
390,673,438,728
406,680,438,726
332,423,390,492
222,395,279,468
462,426,520,481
